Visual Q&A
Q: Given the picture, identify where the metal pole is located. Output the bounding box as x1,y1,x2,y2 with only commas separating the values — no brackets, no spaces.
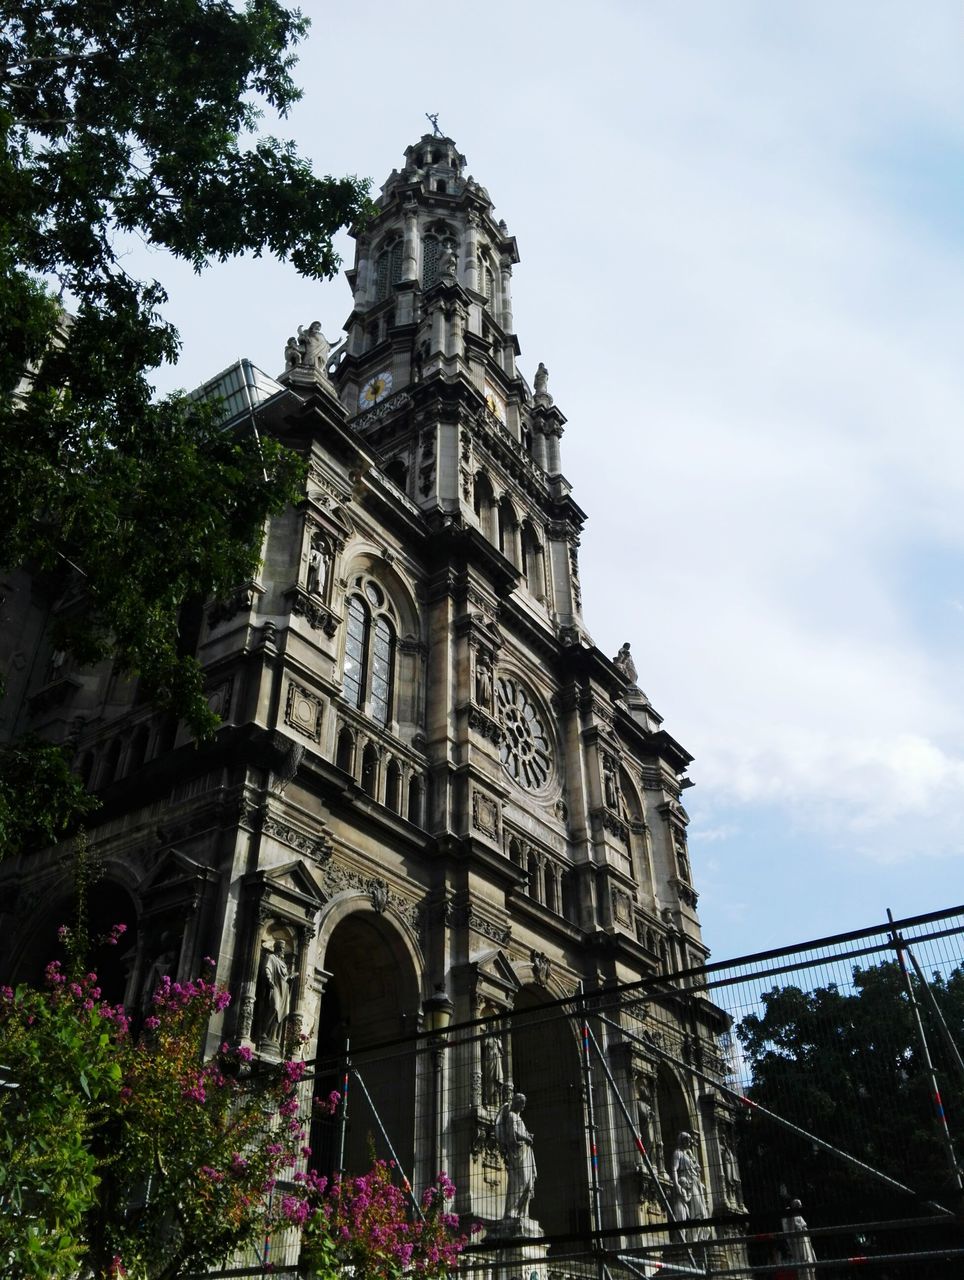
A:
901,938,964,1087
579,994,605,1270
336,1037,350,1176
887,909,964,1197
583,1019,701,1273
351,1065,423,1219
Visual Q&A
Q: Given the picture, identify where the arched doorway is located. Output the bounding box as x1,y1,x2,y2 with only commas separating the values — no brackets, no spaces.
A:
509,986,589,1237
10,878,138,1007
312,911,420,1184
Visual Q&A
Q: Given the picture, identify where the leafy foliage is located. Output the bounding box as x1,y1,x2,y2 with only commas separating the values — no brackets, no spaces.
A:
736,961,964,1226
0,951,311,1280
0,1,373,854
290,1162,475,1280
0,947,474,1280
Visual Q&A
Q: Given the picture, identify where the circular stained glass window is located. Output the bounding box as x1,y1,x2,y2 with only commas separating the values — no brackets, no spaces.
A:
496,676,553,792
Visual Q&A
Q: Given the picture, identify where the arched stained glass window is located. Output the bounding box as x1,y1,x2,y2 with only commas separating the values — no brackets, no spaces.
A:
343,595,367,709
341,576,398,728
370,616,394,727
375,240,403,301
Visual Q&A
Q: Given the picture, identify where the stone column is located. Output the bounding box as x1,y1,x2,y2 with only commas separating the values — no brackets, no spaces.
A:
465,214,480,292
355,240,371,307
402,208,418,282
499,256,514,332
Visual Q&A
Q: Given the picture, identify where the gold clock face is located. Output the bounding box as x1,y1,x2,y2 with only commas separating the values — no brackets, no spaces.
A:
484,381,506,424
358,370,393,410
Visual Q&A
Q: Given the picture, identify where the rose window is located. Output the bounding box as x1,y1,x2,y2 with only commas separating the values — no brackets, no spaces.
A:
496,676,553,791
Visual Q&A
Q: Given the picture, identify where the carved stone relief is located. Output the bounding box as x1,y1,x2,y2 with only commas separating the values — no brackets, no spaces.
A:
284,682,324,741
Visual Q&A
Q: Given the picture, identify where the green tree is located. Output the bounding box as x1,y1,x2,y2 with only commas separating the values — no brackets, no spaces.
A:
736,962,964,1228
0,1,372,855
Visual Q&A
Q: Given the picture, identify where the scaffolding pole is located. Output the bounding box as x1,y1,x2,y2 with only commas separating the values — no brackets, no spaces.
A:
887,909,964,1199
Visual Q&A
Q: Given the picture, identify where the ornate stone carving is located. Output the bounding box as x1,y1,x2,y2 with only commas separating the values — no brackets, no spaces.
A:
611,886,633,926
467,706,503,744
206,678,234,720
208,585,254,628
288,589,339,637
457,904,511,946
472,790,500,839
262,816,333,865
530,950,551,986
320,861,425,940
284,682,324,742
359,391,412,425
368,877,390,914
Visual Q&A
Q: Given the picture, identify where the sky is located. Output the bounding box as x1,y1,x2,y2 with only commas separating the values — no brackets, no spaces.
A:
140,1,964,963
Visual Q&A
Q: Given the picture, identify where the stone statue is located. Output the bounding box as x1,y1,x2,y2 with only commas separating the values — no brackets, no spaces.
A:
497,1093,537,1223
481,1028,504,1108
613,642,638,686
297,321,331,372
603,754,619,811
257,939,297,1042
306,537,329,596
439,244,458,280
284,335,301,370
533,362,549,397
781,1200,817,1280
670,1131,711,1241
475,652,493,708
720,1132,740,1191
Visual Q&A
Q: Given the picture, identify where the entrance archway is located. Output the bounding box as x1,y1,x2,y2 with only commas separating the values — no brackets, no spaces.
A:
509,985,589,1237
312,910,420,1182
11,878,138,1006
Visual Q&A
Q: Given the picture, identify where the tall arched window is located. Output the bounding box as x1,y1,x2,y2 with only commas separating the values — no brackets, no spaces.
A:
422,234,441,287
473,471,496,541
341,578,397,728
375,239,403,301
478,253,495,307
520,520,545,599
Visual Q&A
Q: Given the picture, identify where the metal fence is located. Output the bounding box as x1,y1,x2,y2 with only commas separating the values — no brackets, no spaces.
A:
200,904,964,1278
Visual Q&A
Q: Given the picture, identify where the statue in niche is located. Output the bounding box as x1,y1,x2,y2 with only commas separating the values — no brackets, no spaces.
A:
635,1078,656,1158
481,1027,505,1108
670,1131,711,1241
257,938,298,1042
603,754,620,811
719,1131,740,1193
781,1199,817,1280
613,641,638,686
306,536,330,596
675,842,691,882
474,651,493,709
497,1093,537,1223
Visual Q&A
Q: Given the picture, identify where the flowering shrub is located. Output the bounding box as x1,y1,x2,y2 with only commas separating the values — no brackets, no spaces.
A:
0,939,475,1280
0,951,308,1280
290,1161,475,1280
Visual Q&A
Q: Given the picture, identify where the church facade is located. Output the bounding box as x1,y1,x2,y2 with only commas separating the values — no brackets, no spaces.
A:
0,135,742,1256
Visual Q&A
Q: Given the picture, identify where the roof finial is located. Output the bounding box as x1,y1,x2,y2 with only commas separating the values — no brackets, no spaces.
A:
425,112,442,137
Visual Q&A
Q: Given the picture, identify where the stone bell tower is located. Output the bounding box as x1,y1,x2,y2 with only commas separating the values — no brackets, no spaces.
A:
328,132,583,644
